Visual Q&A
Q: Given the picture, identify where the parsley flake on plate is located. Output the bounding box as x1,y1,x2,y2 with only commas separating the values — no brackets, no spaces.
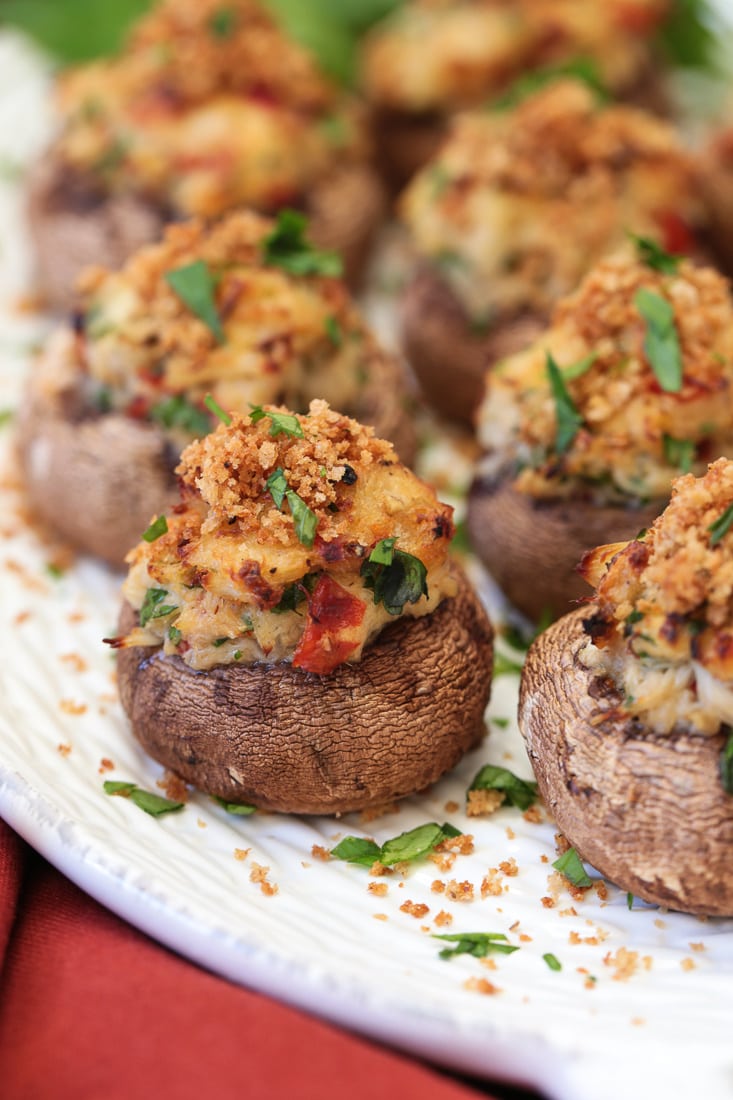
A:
434,932,519,960
468,764,538,811
331,821,461,868
104,780,184,817
552,847,592,888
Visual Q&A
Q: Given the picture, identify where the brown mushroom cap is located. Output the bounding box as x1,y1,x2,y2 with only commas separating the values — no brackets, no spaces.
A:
18,395,179,569
116,564,494,815
519,607,733,916
466,468,663,621
400,268,545,425
27,155,384,311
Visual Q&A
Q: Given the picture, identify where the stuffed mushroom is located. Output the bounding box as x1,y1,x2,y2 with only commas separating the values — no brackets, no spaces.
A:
19,210,416,567
399,79,707,424
28,0,383,308
110,399,494,815
361,0,672,188
466,244,733,621
519,458,733,916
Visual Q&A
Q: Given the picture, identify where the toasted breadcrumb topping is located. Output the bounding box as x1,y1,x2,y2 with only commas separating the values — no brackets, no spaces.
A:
119,401,455,671
401,81,703,320
476,251,733,502
35,212,387,447
363,0,668,112
579,459,733,733
55,0,367,216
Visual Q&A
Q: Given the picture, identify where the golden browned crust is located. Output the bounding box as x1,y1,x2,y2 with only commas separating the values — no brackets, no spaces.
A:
120,0,335,112
116,564,494,814
476,251,733,503
400,267,545,424
400,82,705,325
582,459,733,682
466,469,662,621
519,607,733,916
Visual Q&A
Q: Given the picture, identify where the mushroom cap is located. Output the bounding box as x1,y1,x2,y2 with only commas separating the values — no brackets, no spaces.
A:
18,398,179,569
400,267,545,425
116,564,494,815
27,155,384,311
519,607,733,916
466,468,663,621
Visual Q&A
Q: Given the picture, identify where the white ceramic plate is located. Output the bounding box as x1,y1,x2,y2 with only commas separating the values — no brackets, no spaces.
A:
2,32,733,1100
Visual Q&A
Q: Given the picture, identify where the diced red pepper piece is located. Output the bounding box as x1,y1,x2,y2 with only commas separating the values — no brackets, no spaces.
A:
292,574,366,675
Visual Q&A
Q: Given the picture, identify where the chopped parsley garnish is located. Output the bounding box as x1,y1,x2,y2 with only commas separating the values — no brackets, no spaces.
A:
331,821,461,868
662,434,695,473
627,892,635,910
92,138,128,176
149,394,211,437
552,847,592,888
450,519,471,554
266,468,317,547
272,582,307,614
212,795,257,815
204,393,232,425
434,932,519,960
261,210,343,278
208,6,236,38
492,57,609,111
468,765,538,811
168,625,182,646
46,563,65,580
250,405,304,438
543,953,562,971
0,408,14,428
657,0,718,72
493,651,525,677
427,163,452,198
324,315,343,347
561,351,597,382
285,490,317,547
634,288,683,393
104,780,184,817
141,515,168,543
266,467,288,509
139,588,178,628
629,232,680,274
546,352,584,454
360,538,428,616
708,503,733,547
490,716,510,729
720,727,733,795
164,260,225,344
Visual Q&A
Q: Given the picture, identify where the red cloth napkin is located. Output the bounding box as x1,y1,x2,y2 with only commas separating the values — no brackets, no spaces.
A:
0,818,540,1100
